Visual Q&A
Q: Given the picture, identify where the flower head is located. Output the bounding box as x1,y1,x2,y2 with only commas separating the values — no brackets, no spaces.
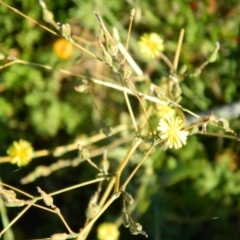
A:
138,33,164,59
53,38,73,59
97,222,120,240
157,115,188,149
7,139,34,167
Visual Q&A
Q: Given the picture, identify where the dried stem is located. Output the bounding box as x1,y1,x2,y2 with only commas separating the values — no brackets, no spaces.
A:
121,144,155,191
172,28,185,73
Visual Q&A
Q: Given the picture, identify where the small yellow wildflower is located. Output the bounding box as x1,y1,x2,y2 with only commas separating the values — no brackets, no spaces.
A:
97,222,120,240
138,33,164,59
7,139,34,167
53,38,73,59
157,115,189,149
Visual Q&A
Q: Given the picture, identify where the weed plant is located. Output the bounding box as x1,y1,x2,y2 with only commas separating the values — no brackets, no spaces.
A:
0,1,240,240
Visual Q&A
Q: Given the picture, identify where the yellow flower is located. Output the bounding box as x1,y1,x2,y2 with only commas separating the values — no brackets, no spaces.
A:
157,115,188,149
138,33,164,59
97,222,120,240
53,38,73,59
7,139,34,167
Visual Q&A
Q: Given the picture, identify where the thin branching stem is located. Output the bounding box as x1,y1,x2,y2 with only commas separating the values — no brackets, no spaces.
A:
121,144,155,191
79,193,120,238
117,9,139,132
0,57,168,106
0,183,33,198
159,52,174,70
56,209,74,234
197,131,238,140
90,78,167,105
172,29,185,73
114,32,143,76
49,178,105,197
87,87,102,117
0,0,58,36
0,203,33,237
122,9,135,65
121,85,138,132
99,178,115,207
0,61,15,70
114,139,141,192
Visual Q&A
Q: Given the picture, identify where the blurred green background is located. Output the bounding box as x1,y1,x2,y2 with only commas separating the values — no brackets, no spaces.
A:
0,0,240,239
